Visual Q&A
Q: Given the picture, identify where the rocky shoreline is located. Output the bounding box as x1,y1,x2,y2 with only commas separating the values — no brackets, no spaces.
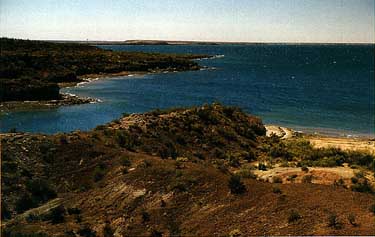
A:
0,93,99,113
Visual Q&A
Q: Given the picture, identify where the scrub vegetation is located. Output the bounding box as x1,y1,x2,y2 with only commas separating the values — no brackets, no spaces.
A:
2,103,375,236
0,38,203,101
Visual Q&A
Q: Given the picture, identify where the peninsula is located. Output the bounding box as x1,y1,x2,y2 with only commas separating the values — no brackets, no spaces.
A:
0,38,204,103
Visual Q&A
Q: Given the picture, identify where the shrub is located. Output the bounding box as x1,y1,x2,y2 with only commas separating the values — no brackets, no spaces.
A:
229,229,242,237
15,194,35,213
287,174,298,183
354,171,365,179
237,168,257,179
272,187,282,194
59,135,68,144
351,179,374,194
122,167,129,174
93,166,106,182
115,130,135,150
48,205,65,224
272,176,283,183
328,214,342,229
142,210,150,223
172,181,187,192
301,166,309,172
228,175,246,194
348,213,358,226
26,179,57,203
228,154,241,167
140,160,152,168
67,207,81,215
77,226,96,237
302,175,313,183
103,223,114,237
121,156,132,167
370,204,375,214
243,150,256,162
258,163,267,171
1,202,11,220
351,177,358,184
333,178,346,188
150,229,163,237
288,209,301,223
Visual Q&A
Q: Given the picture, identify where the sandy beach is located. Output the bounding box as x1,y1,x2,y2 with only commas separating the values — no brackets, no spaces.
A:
265,125,375,153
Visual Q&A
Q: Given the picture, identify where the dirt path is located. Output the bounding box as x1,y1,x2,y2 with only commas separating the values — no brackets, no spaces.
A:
252,164,374,187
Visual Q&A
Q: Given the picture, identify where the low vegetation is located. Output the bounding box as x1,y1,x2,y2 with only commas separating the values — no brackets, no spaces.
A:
0,38,204,101
1,103,374,236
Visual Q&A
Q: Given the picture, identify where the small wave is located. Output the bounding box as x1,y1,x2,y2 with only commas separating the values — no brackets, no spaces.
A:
90,98,103,104
64,93,77,97
211,54,225,59
197,54,225,61
77,81,88,87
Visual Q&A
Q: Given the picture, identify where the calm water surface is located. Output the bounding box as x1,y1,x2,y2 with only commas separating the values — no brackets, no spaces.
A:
1,44,374,136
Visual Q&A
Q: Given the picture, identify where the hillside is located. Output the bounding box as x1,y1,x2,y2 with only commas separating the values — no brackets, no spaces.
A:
1,104,375,236
0,38,203,102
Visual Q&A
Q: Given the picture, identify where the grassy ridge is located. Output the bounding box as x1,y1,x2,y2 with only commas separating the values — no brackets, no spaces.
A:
0,38,204,101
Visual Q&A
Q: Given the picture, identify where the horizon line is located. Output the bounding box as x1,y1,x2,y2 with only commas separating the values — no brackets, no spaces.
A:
2,36,374,45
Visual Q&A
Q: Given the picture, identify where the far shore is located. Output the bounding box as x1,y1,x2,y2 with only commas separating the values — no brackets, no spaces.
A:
0,93,99,114
1,67,211,113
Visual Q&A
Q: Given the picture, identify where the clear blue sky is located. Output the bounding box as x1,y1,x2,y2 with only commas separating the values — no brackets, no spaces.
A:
1,0,374,43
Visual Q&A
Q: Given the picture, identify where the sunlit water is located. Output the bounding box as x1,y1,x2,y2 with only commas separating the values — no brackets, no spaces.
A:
1,44,374,137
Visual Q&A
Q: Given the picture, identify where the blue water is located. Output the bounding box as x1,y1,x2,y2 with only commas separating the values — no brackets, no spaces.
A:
1,44,374,137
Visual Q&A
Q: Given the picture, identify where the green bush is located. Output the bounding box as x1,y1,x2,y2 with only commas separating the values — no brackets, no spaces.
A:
237,168,257,179
15,194,35,213
333,178,346,188
328,213,342,229
67,207,81,215
141,210,150,223
348,213,358,226
77,226,96,237
227,154,241,167
258,163,267,171
288,209,301,223
272,176,283,183
287,174,298,183
121,156,132,167
272,187,282,194
150,229,163,237
103,223,114,237
25,179,57,203
302,175,313,183
370,204,375,214
351,177,358,184
351,179,374,194
43,205,65,224
115,130,135,150
228,175,246,194
1,202,11,220
93,166,106,182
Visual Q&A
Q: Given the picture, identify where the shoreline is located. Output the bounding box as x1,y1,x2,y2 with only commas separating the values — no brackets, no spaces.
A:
265,124,375,154
1,67,210,113
0,93,99,114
